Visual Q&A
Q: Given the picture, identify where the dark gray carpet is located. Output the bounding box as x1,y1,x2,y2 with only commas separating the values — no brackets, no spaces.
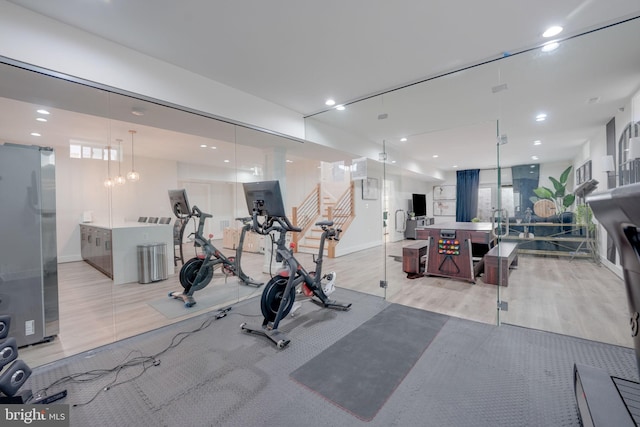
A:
290,303,448,420
23,288,638,427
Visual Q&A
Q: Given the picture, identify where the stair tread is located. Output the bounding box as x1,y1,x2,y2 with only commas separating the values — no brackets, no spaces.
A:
299,244,327,250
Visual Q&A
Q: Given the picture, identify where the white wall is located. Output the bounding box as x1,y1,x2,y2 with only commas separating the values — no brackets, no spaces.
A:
586,88,638,277
111,156,179,224
55,148,178,263
0,1,304,139
385,172,436,242
334,160,381,256
54,144,108,262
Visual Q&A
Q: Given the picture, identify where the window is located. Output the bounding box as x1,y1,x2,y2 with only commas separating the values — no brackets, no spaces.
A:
477,185,515,221
69,140,120,161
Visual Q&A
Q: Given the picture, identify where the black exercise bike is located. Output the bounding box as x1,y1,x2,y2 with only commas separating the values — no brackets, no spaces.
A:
169,206,263,308
240,203,351,348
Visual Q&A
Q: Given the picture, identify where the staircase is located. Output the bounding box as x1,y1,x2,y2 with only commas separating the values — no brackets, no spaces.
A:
292,181,355,258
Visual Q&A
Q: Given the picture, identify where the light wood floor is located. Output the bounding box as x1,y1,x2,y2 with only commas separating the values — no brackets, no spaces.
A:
20,240,631,368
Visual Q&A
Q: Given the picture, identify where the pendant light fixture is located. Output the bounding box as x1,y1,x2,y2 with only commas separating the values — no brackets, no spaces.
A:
114,138,126,185
103,145,114,188
126,130,140,182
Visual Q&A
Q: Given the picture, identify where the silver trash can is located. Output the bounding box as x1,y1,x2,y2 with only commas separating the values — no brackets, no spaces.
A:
137,243,168,284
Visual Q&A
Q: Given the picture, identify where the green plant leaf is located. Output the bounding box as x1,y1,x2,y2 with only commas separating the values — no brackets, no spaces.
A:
559,166,572,184
563,193,575,208
533,187,554,199
549,177,565,197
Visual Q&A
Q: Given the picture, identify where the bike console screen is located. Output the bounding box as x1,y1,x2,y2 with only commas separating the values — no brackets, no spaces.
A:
243,180,287,218
168,189,192,218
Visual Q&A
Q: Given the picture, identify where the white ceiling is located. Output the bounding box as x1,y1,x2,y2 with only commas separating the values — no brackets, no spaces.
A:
3,1,640,175
8,0,640,116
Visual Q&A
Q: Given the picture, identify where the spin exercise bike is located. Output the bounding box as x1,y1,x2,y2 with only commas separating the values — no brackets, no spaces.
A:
167,189,263,308
240,181,352,348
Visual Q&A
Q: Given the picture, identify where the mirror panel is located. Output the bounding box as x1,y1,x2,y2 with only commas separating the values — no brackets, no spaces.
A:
304,97,389,300
0,62,116,365
0,61,316,366
104,92,244,343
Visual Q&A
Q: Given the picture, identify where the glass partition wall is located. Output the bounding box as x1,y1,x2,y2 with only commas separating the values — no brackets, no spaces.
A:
0,62,267,366
305,16,640,350
4,15,639,369
305,62,504,323
1,58,380,368
0,63,118,366
495,18,640,347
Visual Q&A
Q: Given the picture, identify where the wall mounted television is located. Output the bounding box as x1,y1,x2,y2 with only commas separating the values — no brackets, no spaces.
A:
412,193,427,217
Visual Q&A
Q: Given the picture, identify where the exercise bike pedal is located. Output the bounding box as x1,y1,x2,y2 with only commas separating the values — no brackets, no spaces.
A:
289,301,302,317
315,299,352,311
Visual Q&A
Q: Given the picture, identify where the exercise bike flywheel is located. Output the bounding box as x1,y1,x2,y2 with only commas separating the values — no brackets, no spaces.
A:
179,257,214,293
261,275,296,322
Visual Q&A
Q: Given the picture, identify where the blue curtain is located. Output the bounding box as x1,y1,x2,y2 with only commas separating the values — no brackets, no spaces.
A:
455,169,480,222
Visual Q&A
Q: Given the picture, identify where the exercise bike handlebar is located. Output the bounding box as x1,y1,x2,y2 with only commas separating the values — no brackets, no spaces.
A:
191,205,212,220
250,210,302,235
190,205,213,240
235,216,253,225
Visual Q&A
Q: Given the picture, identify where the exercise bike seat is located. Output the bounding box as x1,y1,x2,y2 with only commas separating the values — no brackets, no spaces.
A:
315,220,334,227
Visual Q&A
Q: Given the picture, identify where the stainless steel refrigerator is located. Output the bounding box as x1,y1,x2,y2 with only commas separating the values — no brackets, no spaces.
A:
0,143,59,347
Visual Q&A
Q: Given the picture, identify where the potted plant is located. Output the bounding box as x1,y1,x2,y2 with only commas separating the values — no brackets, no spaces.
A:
530,165,576,215
575,203,596,234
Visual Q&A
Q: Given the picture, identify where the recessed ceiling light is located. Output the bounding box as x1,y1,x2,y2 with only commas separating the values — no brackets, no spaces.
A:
541,42,559,52
535,113,547,122
200,144,207,148
531,155,539,160
400,137,407,142
30,132,41,137
543,26,563,38
335,105,345,111
210,146,217,149
223,159,230,163
391,160,396,164
286,160,293,163
452,165,458,168
325,99,336,106
37,109,50,115
432,154,439,158
533,140,542,145
36,117,47,122
131,108,145,116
